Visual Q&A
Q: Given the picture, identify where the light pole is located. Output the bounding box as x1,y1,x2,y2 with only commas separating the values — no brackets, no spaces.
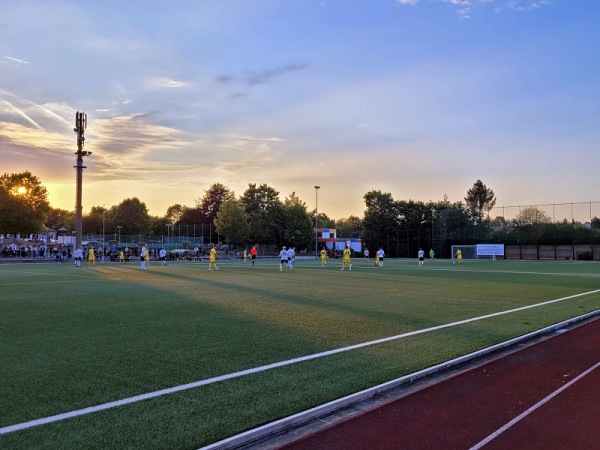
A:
166,223,173,249
314,186,320,258
102,208,105,262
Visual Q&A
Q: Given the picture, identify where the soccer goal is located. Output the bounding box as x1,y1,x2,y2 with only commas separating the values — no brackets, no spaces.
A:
451,244,504,261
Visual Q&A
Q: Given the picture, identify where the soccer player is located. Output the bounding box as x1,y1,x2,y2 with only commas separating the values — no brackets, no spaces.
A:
341,245,352,271
377,248,385,267
208,244,219,270
243,249,247,262
140,244,147,270
159,248,167,265
375,249,380,267
429,248,435,261
250,245,257,266
288,246,296,270
455,248,463,264
320,247,328,266
119,250,125,263
87,246,95,266
363,248,370,261
74,246,83,267
279,246,290,271
418,248,425,266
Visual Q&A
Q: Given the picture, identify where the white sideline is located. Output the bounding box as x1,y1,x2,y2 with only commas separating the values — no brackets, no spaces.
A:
469,360,600,449
2,288,600,436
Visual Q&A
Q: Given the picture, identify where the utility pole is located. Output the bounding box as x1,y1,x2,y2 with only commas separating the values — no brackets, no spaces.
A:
74,111,91,250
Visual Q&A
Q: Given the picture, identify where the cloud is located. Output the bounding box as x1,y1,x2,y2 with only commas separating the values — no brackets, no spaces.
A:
145,77,190,89
396,0,553,14
246,64,308,87
4,56,29,65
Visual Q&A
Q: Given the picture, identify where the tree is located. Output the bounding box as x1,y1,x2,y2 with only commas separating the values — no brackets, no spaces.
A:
198,183,235,224
111,198,152,235
0,171,51,235
465,180,496,224
214,200,249,246
240,183,284,244
82,205,108,235
513,206,552,226
46,208,75,232
282,192,313,250
165,204,185,224
362,190,399,253
179,206,208,225
335,216,363,238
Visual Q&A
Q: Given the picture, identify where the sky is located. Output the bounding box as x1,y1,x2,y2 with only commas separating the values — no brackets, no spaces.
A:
1,0,599,221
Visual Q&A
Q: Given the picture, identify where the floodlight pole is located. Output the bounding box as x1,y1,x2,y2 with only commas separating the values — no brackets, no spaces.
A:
74,111,91,250
314,186,320,258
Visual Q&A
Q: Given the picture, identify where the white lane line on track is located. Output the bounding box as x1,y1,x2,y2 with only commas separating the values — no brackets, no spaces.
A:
469,360,600,450
2,288,600,435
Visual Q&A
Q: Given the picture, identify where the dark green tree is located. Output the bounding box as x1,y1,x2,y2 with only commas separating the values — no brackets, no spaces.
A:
0,171,51,234
214,200,249,246
110,198,152,235
282,192,313,250
165,204,186,224
82,205,108,234
465,180,497,224
46,208,75,232
240,183,284,244
335,215,363,238
362,190,400,255
198,183,235,223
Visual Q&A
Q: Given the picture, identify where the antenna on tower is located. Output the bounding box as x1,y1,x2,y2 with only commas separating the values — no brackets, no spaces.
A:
74,111,91,249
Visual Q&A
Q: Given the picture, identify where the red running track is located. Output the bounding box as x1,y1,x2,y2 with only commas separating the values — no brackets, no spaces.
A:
281,317,600,450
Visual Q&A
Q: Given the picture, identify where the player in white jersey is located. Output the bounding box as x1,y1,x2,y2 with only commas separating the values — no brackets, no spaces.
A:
376,248,385,267
279,246,292,271
73,246,83,267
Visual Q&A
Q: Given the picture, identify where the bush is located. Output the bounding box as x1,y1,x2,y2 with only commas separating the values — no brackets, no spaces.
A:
577,251,593,261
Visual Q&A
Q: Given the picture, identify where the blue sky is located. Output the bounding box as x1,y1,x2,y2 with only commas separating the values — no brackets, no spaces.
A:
1,0,599,220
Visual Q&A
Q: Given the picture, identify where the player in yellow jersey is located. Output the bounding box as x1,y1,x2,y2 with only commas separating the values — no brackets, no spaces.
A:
455,248,463,264
340,246,352,271
119,250,125,262
320,247,327,266
209,245,219,270
374,249,380,267
87,246,95,266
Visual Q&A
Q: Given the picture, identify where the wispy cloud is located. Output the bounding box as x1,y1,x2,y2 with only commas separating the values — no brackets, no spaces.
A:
145,77,190,89
4,56,29,65
0,96,45,130
396,0,554,14
246,64,308,87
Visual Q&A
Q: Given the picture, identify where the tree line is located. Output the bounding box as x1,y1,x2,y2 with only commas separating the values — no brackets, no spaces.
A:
2,172,599,257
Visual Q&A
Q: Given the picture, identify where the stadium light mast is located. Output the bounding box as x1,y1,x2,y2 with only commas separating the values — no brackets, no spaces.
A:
74,111,91,250
314,186,320,258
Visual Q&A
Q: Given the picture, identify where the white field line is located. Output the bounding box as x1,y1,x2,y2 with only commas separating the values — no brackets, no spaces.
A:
469,360,600,450
2,289,600,435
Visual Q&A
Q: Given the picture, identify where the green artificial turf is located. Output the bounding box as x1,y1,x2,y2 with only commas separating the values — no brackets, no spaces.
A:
1,258,599,448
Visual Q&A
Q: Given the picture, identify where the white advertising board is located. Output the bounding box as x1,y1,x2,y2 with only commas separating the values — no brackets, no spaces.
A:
476,244,504,256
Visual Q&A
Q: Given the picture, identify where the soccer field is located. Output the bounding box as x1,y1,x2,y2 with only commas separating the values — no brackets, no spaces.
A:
2,258,600,449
